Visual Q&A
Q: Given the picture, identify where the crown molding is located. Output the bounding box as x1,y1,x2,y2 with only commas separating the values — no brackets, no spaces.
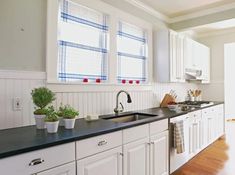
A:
196,27,235,38
169,2,235,23
124,0,235,24
123,0,170,23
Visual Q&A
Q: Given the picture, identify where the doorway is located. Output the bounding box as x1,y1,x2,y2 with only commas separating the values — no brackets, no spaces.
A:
224,43,235,120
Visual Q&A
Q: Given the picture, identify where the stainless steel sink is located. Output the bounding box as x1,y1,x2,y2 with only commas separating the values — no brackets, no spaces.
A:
102,113,157,123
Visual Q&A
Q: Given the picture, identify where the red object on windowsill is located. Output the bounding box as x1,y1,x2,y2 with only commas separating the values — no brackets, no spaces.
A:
83,78,88,83
96,78,101,83
136,80,140,84
122,80,126,84
129,80,133,84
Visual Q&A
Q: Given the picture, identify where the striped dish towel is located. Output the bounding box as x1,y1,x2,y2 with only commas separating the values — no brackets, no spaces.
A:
173,120,185,154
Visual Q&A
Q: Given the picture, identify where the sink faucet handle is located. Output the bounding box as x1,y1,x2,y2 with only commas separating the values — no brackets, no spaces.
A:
119,102,124,112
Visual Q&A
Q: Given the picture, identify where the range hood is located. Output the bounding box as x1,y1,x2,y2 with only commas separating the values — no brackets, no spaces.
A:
185,68,204,81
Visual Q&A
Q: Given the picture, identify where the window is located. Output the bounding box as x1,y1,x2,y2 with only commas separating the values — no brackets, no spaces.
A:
117,21,148,84
57,0,108,82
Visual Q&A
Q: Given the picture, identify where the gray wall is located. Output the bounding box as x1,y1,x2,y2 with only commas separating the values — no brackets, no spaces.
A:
0,0,167,72
0,0,47,71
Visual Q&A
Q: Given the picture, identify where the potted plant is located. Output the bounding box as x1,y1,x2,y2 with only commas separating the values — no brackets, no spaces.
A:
61,105,79,129
31,87,56,129
57,104,65,126
44,106,59,133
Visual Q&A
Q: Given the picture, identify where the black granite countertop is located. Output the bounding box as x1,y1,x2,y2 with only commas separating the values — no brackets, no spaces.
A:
0,101,223,159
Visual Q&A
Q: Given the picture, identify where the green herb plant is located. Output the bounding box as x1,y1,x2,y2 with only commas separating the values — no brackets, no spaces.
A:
44,106,59,122
58,104,79,119
31,87,56,115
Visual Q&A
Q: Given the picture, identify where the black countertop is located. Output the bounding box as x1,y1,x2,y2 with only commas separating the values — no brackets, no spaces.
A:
0,102,223,159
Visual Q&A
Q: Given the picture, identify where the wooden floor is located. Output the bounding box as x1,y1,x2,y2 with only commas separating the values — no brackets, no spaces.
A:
172,122,235,175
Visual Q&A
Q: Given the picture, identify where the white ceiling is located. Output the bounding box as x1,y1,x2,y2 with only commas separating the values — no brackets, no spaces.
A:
138,0,235,17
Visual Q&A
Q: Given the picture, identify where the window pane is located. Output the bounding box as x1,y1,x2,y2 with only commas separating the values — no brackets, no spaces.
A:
118,56,146,81
117,21,147,83
58,0,108,82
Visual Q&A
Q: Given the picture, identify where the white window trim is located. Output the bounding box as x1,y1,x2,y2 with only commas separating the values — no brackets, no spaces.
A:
46,0,153,91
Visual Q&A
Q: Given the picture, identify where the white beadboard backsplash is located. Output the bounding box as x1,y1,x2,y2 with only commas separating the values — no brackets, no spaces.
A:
0,71,199,130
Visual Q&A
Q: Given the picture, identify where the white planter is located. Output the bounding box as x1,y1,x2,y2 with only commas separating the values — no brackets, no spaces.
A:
45,121,59,133
59,117,65,126
34,115,46,129
64,118,76,129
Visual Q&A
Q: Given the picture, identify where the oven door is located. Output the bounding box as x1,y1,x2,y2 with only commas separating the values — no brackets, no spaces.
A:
170,114,189,173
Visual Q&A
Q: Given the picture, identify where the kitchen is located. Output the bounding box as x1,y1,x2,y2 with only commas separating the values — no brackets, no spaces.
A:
0,0,234,174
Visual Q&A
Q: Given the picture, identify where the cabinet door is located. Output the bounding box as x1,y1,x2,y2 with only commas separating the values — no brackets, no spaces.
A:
217,105,225,137
77,146,122,175
150,131,169,175
201,46,210,83
176,35,185,82
170,31,178,82
37,162,76,175
188,116,200,159
123,138,150,175
184,38,194,70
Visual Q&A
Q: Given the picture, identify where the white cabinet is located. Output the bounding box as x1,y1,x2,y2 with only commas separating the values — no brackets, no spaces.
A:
184,38,210,83
77,146,122,175
0,143,75,175
150,131,169,175
187,111,202,159
37,162,76,175
123,138,150,175
154,30,185,83
202,104,225,147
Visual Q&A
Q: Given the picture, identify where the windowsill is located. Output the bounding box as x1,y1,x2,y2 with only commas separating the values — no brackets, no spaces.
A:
46,80,152,92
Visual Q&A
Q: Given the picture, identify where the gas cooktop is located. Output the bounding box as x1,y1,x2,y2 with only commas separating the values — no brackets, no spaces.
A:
178,101,214,108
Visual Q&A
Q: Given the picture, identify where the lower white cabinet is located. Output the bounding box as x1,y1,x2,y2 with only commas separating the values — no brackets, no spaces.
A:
77,146,122,175
123,138,150,175
150,131,169,175
37,162,76,175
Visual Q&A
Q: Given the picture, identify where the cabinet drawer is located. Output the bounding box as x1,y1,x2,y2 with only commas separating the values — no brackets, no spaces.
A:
123,124,149,144
150,119,168,135
0,143,75,175
76,131,122,160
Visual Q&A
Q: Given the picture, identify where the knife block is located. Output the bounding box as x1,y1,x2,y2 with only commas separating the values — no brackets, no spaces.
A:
160,94,176,108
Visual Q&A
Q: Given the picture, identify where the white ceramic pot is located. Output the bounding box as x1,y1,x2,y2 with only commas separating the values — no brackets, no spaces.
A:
59,117,65,126
64,118,76,129
45,121,59,133
34,115,46,129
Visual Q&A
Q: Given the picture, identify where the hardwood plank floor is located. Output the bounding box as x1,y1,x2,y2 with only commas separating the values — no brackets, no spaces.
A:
171,122,235,175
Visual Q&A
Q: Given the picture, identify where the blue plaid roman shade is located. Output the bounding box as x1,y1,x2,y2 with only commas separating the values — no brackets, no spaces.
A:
117,21,147,83
58,0,108,82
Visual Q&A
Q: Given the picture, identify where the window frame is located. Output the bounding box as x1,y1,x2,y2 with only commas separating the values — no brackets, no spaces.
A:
46,0,153,91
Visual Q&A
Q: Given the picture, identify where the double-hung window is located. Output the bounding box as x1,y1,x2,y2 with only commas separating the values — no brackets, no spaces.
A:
58,0,109,82
117,21,148,84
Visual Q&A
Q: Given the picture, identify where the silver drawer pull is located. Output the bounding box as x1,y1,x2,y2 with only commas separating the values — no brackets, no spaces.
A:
98,140,107,146
29,158,44,166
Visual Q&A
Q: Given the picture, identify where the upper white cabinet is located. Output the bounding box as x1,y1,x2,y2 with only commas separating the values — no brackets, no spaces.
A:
154,30,210,83
184,38,210,83
154,30,185,83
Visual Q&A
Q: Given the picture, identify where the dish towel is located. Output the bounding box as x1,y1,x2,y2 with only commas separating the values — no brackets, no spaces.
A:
173,120,185,154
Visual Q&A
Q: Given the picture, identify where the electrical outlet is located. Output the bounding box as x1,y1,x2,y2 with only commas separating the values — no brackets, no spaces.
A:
13,97,22,111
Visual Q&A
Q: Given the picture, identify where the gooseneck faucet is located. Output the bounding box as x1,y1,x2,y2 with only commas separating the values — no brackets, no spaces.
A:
114,90,132,114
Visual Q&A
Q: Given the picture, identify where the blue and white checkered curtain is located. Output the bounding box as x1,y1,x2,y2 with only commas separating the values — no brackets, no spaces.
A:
58,0,108,82
117,21,147,83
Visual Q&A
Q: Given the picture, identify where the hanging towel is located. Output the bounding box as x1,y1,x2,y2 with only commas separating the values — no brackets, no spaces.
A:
173,120,185,154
